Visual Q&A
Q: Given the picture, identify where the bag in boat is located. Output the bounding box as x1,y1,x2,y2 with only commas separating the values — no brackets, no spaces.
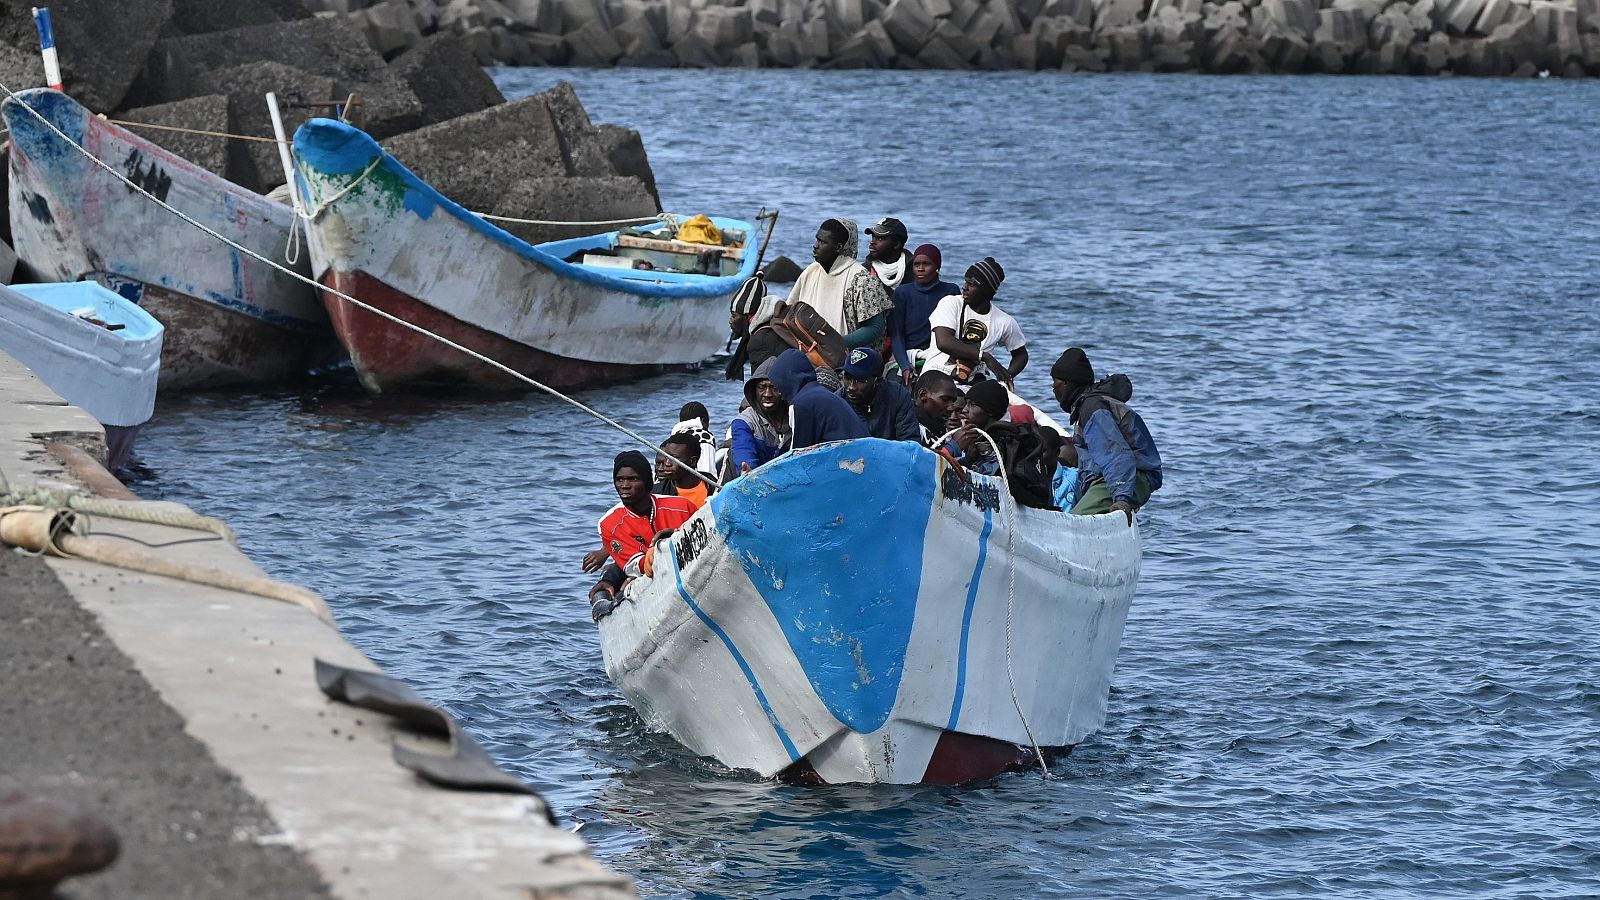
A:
988,421,1063,510
768,301,847,370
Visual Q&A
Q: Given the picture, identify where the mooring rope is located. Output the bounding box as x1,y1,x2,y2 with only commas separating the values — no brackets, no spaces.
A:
0,485,237,543
0,80,722,489
936,427,1050,777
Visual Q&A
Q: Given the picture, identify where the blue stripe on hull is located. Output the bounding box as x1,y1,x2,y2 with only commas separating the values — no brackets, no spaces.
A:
669,551,800,763
946,507,994,731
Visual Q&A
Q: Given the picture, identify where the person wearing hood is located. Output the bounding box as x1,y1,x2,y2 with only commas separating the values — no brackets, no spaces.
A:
1051,347,1162,526
923,256,1028,388
729,357,792,475
865,217,914,293
785,218,893,348
889,243,961,383
768,348,867,449
839,346,921,442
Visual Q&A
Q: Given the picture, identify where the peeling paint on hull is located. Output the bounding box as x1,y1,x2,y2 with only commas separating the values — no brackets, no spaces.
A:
2,89,333,392
321,271,684,393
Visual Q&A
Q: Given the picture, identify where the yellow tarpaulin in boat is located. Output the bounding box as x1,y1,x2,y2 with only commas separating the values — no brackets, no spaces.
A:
674,214,723,246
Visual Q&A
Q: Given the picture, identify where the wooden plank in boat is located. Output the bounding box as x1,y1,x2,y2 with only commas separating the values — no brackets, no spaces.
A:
617,234,746,260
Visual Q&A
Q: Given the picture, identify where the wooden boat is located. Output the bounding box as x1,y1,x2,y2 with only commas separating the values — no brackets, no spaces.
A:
0,281,162,471
597,438,1142,785
3,88,331,391
292,117,765,393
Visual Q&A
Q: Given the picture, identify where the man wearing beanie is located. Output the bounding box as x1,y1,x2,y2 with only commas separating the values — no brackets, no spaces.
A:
583,450,698,618
1051,348,1162,526
839,346,921,442
923,256,1029,387
889,243,960,383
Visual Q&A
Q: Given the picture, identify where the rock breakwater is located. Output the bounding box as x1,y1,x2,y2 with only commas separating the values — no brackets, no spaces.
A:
306,0,1600,77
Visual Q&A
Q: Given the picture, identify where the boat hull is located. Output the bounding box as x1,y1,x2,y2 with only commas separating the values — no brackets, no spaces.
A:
320,270,679,393
3,89,331,391
294,118,758,394
597,439,1142,785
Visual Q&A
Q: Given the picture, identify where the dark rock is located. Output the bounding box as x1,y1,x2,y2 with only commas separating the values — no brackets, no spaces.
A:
164,0,311,36
115,94,233,179
0,41,45,94
672,31,725,66
388,32,505,125
565,19,624,65
0,0,174,112
915,34,974,66
481,175,656,244
382,93,568,216
358,0,424,57
192,61,335,192
141,18,423,139
595,123,658,207
762,254,803,283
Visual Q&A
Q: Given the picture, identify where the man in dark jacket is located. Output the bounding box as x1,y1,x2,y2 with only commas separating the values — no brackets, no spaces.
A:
839,346,921,442
1051,347,1162,526
767,348,867,449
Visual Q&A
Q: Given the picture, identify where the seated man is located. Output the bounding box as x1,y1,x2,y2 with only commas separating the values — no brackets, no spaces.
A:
950,380,1062,510
582,451,697,619
913,369,963,446
654,433,712,510
729,357,791,476
923,257,1028,388
839,346,921,442
671,402,720,481
1050,347,1162,525
768,348,867,449
947,380,1012,476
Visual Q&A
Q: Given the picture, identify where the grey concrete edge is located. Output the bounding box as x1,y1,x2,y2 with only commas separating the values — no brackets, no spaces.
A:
0,350,638,900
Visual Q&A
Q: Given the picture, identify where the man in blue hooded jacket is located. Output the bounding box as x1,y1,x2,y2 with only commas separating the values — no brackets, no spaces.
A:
1051,347,1162,526
839,346,921,442
767,348,868,449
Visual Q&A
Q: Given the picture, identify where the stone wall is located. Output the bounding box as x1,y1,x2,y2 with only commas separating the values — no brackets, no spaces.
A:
305,0,1600,76
0,2,658,230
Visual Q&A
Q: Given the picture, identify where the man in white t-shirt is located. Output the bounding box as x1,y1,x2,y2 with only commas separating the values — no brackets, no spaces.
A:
921,256,1029,388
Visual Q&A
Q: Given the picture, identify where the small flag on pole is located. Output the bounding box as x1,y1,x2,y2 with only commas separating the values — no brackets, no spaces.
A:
32,7,63,91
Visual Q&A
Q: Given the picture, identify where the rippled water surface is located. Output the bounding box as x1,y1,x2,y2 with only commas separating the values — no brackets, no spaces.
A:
131,70,1600,897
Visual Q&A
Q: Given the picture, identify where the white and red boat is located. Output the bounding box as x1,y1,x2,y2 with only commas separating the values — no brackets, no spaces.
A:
3,88,332,391
292,117,765,393
596,438,1143,785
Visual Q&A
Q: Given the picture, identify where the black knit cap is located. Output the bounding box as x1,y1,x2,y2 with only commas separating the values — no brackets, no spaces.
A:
967,379,1011,419
1050,347,1094,386
614,450,652,479
965,256,1005,294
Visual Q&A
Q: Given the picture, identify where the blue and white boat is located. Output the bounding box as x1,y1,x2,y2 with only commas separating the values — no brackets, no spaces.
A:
0,281,162,471
293,117,767,393
3,88,330,391
597,438,1142,785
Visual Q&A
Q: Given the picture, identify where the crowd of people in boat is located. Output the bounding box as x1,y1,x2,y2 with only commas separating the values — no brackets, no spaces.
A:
583,216,1163,619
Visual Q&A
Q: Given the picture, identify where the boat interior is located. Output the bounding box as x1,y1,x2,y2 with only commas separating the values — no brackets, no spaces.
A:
537,217,751,284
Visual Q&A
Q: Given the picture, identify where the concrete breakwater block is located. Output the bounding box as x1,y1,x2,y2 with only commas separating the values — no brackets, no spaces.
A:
0,0,173,112
313,0,1600,77
380,82,659,242
192,62,337,193
115,94,234,180
387,32,506,125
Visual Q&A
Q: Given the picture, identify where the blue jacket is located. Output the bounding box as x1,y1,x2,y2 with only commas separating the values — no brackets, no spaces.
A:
769,349,867,449
839,377,921,442
729,357,791,474
890,279,960,371
1073,392,1162,505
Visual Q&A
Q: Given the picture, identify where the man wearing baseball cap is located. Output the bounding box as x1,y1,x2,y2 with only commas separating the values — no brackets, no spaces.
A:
839,346,921,442
864,217,914,292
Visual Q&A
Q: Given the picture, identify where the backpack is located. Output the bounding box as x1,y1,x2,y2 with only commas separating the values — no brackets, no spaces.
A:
768,301,847,369
987,422,1062,510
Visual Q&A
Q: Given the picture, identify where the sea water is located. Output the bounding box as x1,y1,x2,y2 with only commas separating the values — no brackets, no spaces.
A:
131,70,1600,897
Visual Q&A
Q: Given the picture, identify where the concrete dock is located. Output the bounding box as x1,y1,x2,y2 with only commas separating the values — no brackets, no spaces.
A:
0,349,636,899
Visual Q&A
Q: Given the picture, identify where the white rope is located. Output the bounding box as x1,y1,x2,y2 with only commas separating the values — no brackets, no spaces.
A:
0,82,720,490
298,156,382,221
936,425,1050,777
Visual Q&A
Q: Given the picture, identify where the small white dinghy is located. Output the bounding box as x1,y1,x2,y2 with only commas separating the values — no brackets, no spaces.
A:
0,281,162,471
597,438,1142,785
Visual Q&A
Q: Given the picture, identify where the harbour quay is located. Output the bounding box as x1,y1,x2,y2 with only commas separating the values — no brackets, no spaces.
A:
0,346,636,898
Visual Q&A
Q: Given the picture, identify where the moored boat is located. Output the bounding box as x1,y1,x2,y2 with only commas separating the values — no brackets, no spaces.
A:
0,281,162,471
597,438,1142,785
3,88,331,391
292,117,765,394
